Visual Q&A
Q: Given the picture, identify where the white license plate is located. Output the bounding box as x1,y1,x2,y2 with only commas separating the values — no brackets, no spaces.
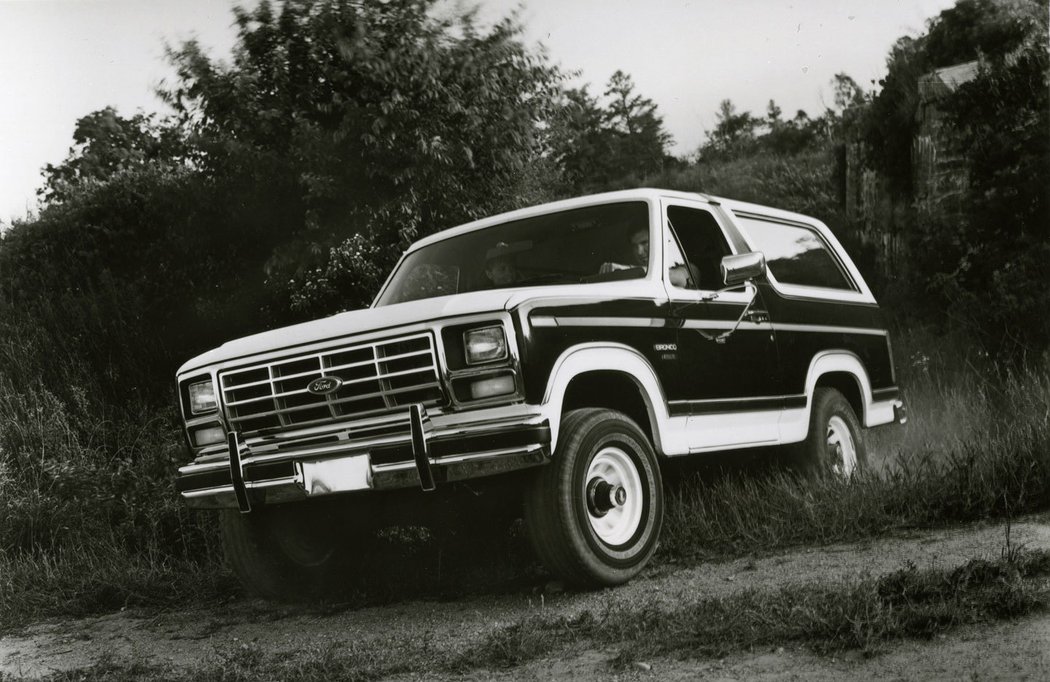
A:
296,455,372,495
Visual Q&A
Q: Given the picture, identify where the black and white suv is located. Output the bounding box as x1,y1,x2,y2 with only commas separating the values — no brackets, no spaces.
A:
175,189,906,597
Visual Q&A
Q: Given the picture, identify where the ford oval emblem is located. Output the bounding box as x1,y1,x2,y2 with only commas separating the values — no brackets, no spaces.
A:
307,376,343,396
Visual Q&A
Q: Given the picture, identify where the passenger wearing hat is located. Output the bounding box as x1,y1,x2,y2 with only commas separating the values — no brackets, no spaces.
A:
485,241,521,286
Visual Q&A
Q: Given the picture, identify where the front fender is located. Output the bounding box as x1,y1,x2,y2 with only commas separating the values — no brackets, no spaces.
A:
540,343,680,455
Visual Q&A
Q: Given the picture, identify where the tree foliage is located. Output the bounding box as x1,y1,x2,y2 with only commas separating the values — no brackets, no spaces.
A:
4,0,1049,379
40,107,186,204
762,104,823,157
698,73,857,162
2,0,575,388
549,72,674,192
911,21,1050,356
702,99,760,159
861,0,1041,197
549,86,611,189
160,0,564,314
602,71,674,175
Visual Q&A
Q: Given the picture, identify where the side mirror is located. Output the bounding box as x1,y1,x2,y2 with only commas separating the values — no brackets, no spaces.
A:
720,252,766,287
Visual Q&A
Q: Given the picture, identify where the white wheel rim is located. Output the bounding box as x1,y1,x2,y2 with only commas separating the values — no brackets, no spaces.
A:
585,446,644,546
827,415,858,479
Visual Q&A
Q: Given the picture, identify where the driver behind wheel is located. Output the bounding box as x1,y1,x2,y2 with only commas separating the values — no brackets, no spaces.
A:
599,226,649,275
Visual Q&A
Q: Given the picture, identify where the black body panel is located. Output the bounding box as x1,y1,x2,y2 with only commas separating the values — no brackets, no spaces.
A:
757,283,896,393
518,298,676,404
513,280,896,420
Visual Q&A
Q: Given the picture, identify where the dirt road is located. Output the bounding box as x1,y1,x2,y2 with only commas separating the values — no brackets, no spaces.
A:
3,519,1050,680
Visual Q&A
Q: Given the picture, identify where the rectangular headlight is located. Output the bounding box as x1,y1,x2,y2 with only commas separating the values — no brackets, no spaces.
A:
463,326,508,365
188,379,217,414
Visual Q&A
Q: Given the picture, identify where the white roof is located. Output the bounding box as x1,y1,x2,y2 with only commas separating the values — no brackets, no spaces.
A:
408,188,822,253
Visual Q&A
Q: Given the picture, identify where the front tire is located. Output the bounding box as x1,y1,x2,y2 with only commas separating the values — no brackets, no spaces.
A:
219,505,344,601
524,408,663,588
791,387,867,479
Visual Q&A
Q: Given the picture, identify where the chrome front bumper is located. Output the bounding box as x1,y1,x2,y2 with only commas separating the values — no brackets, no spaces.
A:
176,404,551,511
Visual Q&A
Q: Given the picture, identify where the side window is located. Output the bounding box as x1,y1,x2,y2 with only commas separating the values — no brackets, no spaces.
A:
735,215,856,291
664,234,694,289
666,206,732,290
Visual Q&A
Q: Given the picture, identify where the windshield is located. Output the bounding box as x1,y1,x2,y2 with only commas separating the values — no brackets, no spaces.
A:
375,201,650,306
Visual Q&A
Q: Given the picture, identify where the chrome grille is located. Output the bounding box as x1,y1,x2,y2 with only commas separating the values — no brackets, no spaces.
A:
220,333,444,434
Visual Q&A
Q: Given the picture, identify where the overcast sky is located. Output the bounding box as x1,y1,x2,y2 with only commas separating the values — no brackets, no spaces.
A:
0,0,957,224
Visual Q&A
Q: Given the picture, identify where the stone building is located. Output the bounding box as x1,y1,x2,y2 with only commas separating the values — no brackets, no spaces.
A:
913,60,980,216
843,59,980,275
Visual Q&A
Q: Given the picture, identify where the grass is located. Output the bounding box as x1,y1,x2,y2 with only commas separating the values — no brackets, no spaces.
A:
462,547,1050,669
2,315,1049,676
659,428,1050,561
659,324,1050,561
1,322,1050,630
0,308,233,630
26,547,1050,681
0,550,232,626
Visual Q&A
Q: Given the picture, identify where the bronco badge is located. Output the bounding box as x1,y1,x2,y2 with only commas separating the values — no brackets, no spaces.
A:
307,376,343,395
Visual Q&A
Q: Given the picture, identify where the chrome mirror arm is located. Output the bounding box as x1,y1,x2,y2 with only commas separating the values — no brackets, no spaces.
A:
692,283,760,342
696,281,758,344
698,281,750,302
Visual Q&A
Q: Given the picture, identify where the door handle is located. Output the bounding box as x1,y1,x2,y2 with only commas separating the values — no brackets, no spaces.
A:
744,309,769,324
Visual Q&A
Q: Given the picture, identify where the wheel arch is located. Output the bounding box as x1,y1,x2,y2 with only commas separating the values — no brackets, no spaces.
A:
803,351,874,427
541,343,670,455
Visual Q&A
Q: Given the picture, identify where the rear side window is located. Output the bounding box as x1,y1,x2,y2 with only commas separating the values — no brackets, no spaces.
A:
734,215,856,291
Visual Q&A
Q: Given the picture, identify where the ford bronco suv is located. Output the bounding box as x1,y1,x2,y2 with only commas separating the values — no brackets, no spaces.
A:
175,189,906,597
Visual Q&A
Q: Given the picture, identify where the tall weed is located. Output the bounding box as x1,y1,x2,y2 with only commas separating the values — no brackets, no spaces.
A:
662,327,1050,559
2,312,1049,625
0,304,224,627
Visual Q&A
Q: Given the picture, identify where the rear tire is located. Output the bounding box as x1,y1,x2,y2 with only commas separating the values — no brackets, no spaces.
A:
524,408,663,588
219,505,345,601
790,387,866,480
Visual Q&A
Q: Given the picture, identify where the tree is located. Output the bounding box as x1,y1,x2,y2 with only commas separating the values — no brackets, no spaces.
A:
701,99,759,160
759,100,822,156
766,99,782,124
602,70,673,177
924,0,1040,66
548,86,613,191
848,0,1050,356
2,0,570,392
830,73,866,112
547,72,673,192
159,0,565,315
917,23,1050,356
860,0,1042,197
40,107,186,203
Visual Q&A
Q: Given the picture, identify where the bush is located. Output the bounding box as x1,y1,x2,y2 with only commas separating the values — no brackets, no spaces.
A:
642,149,842,223
916,34,1050,358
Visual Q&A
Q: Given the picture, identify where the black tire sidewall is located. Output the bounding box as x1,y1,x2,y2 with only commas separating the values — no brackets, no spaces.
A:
220,507,341,600
540,409,662,585
801,388,867,478
568,418,660,566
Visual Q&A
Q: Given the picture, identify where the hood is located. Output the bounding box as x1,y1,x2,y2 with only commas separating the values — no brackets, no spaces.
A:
177,288,517,375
